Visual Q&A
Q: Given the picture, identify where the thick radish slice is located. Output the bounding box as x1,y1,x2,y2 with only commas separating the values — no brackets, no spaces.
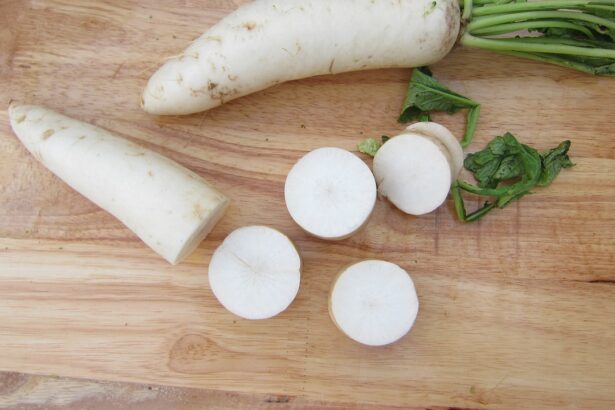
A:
208,226,301,320
142,0,460,115
285,147,376,240
373,133,451,216
406,122,464,179
8,103,229,265
329,260,419,346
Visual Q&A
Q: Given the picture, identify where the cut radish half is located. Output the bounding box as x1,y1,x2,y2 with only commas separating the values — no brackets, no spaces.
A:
406,122,464,179
373,133,452,216
285,147,377,240
208,226,301,320
329,260,419,346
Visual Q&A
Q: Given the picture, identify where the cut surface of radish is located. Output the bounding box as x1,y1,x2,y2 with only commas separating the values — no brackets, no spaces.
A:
208,226,301,320
405,122,464,179
285,147,376,240
373,133,451,216
329,260,419,346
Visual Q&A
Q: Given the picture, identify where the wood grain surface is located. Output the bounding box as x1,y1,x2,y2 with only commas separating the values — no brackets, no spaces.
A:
1,1,614,409
0,371,421,410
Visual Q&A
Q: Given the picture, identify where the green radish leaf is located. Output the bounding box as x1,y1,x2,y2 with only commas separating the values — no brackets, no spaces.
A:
539,140,574,186
454,133,573,223
358,135,390,157
399,68,480,147
399,68,478,121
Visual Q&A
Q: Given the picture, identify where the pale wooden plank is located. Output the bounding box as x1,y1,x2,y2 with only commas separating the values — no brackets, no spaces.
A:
0,1,614,409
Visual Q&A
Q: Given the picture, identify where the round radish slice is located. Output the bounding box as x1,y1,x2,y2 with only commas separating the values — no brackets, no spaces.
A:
329,260,419,346
406,122,464,179
373,133,451,216
285,147,377,240
208,226,301,320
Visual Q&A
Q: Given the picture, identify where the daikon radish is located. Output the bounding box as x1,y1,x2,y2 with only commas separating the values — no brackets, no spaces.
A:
208,226,301,320
405,122,464,179
142,0,460,115
285,147,376,240
373,132,453,216
8,103,229,264
329,260,419,346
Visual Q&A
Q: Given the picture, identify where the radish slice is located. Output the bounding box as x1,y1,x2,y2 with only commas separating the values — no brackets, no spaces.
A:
208,226,301,320
285,147,377,240
373,133,451,216
329,260,419,346
406,122,464,179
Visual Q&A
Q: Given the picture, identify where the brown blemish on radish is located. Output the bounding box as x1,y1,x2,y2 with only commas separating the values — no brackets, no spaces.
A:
228,74,238,81
15,114,26,124
148,170,154,177
41,129,55,140
176,73,183,84
208,81,218,91
193,203,205,219
242,21,257,30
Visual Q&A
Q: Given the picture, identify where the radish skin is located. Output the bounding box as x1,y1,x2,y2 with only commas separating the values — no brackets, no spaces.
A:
142,0,460,115
329,260,419,346
8,103,229,265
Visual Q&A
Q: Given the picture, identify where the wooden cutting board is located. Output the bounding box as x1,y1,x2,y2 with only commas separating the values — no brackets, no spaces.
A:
1,1,614,409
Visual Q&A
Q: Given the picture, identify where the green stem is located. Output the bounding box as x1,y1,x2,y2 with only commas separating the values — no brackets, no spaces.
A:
462,0,474,21
583,4,615,12
472,0,516,5
471,20,595,38
471,0,615,16
461,105,480,148
451,182,497,222
495,50,602,74
457,180,510,197
467,10,615,32
460,33,615,58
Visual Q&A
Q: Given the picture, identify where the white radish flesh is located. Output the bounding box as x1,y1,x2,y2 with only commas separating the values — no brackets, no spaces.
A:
142,0,460,115
8,103,229,265
405,122,464,179
329,260,419,346
208,226,301,320
373,133,451,216
285,147,376,240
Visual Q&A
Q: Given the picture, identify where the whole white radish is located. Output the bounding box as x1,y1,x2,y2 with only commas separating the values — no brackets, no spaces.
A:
405,122,464,179
142,0,460,115
329,260,419,347
373,132,452,216
8,103,229,265
285,147,376,240
208,226,301,320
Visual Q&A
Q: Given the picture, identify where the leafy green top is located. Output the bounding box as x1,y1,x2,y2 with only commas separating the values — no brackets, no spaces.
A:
461,0,615,76
453,133,574,222
399,68,481,147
